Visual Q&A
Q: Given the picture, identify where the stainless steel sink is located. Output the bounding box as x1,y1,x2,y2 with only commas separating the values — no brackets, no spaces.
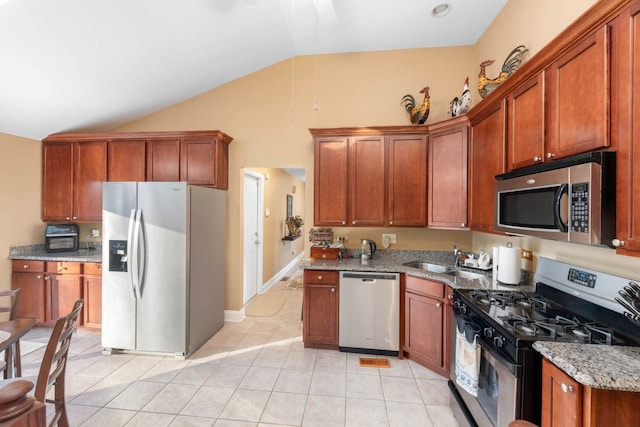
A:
402,261,450,273
445,269,488,281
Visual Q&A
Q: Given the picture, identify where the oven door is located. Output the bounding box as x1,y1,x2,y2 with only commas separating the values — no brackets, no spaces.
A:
450,316,522,427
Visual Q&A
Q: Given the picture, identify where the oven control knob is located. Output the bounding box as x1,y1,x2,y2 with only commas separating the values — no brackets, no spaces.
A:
493,336,505,348
484,327,493,339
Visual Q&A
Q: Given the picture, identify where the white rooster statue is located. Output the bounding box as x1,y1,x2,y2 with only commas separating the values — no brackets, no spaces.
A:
449,77,471,117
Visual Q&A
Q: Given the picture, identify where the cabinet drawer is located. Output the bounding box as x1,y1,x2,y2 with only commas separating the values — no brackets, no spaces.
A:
11,260,45,273
46,261,82,275
406,275,444,298
84,263,102,275
310,247,340,260
304,270,338,285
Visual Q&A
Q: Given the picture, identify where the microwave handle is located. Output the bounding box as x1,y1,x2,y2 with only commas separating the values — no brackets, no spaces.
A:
554,183,569,232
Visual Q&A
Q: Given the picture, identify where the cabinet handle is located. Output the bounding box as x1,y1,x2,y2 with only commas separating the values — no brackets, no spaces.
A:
65,217,71,221
44,275,50,281
612,238,625,247
560,383,574,393
533,156,542,162
22,264,29,269
58,266,67,272
448,294,453,299
72,216,78,220
546,152,556,159
341,221,346,225
36,275,43,279
318,275,323,280
331,287,335,293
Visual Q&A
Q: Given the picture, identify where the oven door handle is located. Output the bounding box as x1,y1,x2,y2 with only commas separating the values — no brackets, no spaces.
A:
476,336,522,377
554,183,569,232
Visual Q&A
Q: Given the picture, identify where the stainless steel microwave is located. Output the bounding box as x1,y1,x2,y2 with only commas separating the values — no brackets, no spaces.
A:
495,152,616,247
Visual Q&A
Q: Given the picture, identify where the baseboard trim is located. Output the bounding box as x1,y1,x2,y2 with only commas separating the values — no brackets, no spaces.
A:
224,308,246,323
260,253,304,294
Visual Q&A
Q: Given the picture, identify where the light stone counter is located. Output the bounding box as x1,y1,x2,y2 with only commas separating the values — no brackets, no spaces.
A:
533,341,640,392
9,244,102,263
302,249,534,291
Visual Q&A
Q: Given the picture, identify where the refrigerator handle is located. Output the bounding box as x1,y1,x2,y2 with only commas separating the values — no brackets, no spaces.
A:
126,209,138,300
136,209,146,297
132,209,143,299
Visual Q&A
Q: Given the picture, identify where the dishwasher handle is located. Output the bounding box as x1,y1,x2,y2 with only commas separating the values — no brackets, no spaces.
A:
341,272,399,281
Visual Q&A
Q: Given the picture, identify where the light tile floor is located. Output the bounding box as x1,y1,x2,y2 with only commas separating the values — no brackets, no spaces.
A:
17,269,459,426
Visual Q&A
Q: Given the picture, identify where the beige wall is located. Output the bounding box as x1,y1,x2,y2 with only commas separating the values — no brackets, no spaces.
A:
248,168,305,283
0,0,615,307
0,133,44,289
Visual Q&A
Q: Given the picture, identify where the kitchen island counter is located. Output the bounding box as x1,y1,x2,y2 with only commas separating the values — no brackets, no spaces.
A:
9,244,102,263
533,341,640,392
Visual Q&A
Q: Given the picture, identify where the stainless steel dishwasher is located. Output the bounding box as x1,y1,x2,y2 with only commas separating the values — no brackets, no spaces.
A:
339,271,400,355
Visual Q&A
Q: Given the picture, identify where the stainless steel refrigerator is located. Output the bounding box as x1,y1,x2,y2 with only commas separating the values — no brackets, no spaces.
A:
101,182,226,359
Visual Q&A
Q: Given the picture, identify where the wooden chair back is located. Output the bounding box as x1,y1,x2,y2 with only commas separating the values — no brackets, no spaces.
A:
0,289,21,321
34,299,83,427
0,289,22,378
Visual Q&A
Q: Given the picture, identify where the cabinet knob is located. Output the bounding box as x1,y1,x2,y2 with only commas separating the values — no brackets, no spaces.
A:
37,275,43,279
58,266,67,272
533,156,542,162
322,254,327,258
66,217,71,221
318,275,323,280
22,264,29,269
461,223,466,227
44,275,50,280
331,287,335,293
389,221,393,225
560,383,574,393
612,238,625,247
448,294,453,300
352,221,356,225
546,152,556,159
436,303,442,308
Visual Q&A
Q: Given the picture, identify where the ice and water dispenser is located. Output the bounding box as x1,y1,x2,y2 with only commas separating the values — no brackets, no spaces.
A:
108,240,128,272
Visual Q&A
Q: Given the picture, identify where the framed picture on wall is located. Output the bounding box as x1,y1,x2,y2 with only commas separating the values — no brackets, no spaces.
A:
287,194,293,219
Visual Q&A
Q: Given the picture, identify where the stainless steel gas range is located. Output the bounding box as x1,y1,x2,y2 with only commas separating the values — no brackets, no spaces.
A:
449,257,640,427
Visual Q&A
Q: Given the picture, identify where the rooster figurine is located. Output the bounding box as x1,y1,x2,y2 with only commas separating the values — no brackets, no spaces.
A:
401,86,430,125
449,77,471,117
478,45,528,98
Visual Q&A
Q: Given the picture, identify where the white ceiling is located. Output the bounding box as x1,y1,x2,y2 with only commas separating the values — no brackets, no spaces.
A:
0,0,506,141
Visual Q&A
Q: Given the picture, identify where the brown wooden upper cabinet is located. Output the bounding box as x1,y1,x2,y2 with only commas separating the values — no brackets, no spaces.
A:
42,140,106,222
428,117,468,229
42,131,232,222
507,74,545,170
311,126,428,227
545,25,610,160
613,1,640,256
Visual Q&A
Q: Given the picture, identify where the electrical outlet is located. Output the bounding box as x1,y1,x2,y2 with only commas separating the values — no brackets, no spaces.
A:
521,249,533,260
337,236,348,243
91,229,100,238
382,233,397,244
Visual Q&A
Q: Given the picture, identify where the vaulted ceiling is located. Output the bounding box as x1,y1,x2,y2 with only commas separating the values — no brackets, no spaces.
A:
0,0,506,140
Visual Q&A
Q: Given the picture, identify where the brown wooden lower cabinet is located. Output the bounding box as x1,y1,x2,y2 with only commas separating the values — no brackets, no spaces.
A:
303,270,339,349
541,358,640,427
403,275,452,377
11,259,102,327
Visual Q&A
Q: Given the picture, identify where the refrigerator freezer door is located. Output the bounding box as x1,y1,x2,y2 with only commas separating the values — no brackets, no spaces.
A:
136,182,188,354
102,182,138,351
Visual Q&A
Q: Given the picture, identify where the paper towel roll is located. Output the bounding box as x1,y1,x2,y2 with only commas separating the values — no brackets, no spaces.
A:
497,245,521,285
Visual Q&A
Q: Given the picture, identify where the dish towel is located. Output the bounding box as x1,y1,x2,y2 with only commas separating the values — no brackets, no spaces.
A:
455,326,481,397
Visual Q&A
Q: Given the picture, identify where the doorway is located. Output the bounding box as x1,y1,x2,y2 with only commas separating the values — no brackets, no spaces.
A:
243,170,264,305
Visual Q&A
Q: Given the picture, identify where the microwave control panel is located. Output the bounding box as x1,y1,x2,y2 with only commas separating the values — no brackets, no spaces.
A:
570,183,589,233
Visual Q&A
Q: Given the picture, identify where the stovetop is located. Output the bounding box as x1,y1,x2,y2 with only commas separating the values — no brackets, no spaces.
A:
452,257,640,361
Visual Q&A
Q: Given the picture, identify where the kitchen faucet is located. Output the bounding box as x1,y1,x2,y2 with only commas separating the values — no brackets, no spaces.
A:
453,245,460,267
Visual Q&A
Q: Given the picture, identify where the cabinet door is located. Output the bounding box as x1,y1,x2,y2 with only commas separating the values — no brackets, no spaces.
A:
614,2,640,254
507,74,545,170
49,274,83,324
428,125,468,229
469,101,506,232
303,271,338,348
107,139,146,182
11,273,46,322
349,136,385,226
388,135,427,226
546,26,610,160
181,138,216,185
147,139,181,181
83,274,102,328
404,290,444,371
42,142,73,221
541,359,583,427
314,137,348,226
74,141,107,221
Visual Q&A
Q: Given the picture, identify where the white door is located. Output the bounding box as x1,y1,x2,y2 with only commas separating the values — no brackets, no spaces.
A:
243,171,263,304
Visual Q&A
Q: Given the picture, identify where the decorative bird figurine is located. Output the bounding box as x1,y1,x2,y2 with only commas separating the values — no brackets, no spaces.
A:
449,77,471,117
477,45,528,98
401,86,430,125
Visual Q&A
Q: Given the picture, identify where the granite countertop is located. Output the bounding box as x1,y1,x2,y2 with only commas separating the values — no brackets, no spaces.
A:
302,249,534,291
8,244,102,263
533,342,640,392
